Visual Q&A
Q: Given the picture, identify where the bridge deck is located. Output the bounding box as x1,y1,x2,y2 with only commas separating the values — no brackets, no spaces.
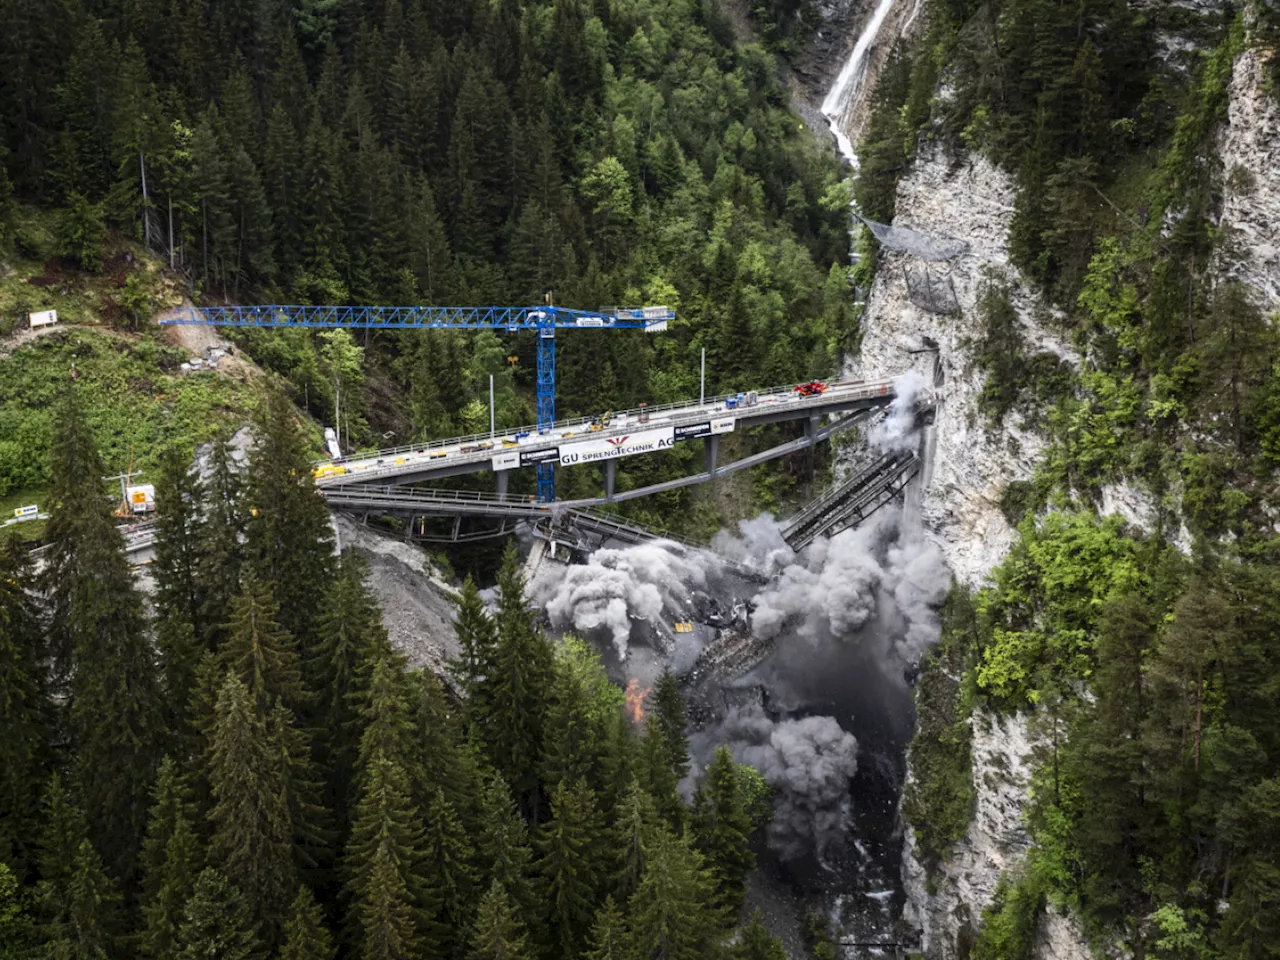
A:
315,377,895,488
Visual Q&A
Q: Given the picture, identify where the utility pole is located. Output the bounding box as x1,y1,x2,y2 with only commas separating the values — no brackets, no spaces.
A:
103,469,141,515
700,347,706,404
489,374,495,439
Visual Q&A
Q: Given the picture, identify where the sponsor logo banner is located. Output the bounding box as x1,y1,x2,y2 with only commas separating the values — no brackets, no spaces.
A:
520,447,561,467
491,452,519,471
674,421,712,441
712,416,736,434
559,427,675,465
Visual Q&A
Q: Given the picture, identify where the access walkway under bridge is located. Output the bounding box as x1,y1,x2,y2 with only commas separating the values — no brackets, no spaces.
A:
314,377,896,495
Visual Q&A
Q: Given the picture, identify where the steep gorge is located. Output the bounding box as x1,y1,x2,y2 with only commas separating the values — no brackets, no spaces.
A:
814,0,1280,957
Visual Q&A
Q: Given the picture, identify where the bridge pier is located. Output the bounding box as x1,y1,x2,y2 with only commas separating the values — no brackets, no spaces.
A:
704,434,719,477
804,415,819,479
604,460,616,501
496,469,510,500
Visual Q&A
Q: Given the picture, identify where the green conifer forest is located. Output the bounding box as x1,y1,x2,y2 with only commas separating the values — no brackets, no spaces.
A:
0,385,783,959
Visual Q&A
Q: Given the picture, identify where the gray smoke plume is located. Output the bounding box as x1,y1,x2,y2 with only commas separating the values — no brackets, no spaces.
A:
734,514,949,664
531,541,712,660
869,370,927,454
709,512,796,577
713,703,860,861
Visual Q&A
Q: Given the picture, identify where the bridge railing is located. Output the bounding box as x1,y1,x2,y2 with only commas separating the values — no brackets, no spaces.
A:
319,377,896,467
322,486,542,506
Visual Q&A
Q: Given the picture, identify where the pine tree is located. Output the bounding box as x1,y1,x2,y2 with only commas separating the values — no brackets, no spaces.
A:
466,880,531,960
280,886,336,960
175,869,268,960
355,655,418,784
153,446,207,717
207,673,297,945
0,536,49,874
0,862,34,957
41,386,162,879
583,895,629,960
652,670,690,784
343,756,428,959
691,746,755,914
734,911,788,960
243,387,335,648
536,779,602,956
222,572,308,716
197,435,244,650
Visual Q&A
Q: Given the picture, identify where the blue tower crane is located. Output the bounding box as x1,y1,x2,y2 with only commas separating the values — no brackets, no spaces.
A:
162,303,673,502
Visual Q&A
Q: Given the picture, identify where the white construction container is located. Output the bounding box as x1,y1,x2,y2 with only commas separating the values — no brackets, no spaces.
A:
126,484,156,515
29,309,58,328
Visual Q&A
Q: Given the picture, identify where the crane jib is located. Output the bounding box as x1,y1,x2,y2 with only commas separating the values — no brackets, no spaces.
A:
162,303,676,504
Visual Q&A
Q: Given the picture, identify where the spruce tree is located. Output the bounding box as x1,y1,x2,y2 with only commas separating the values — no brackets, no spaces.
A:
536,779,602,956
41,386,162,878
583,895,628,960
36,779,120,960
356,848,422,960
139,757,203,960
640,719,683,832
0,536,49,874
628,830,719,960
45,840,120,960
478,543,553,808
343,756,429,957
652,670,690,784
611,778,660,903
222,572,308,716
421,787,478,957
152,446,207,713
408,669,478,825
691,746,755,914
207,673,296,945
354,654,417,786
313,550,392,818
452,575,497,698
734,911,788,960
197,435,244,649
474,774,537,926
280,886,336,960
175,869,267,960
466,880,530,960
243,387,334,648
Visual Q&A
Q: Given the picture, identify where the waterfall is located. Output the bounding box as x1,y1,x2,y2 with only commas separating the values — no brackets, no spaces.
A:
821,0,899,166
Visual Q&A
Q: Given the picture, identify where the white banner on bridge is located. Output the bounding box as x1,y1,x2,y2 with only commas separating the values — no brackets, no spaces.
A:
559,427,675,466
712,416,735,434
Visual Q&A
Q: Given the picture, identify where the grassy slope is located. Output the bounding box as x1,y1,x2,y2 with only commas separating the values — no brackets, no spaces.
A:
0,209,259,539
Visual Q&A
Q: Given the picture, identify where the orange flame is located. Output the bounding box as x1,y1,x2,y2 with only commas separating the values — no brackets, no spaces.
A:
625,678,651,723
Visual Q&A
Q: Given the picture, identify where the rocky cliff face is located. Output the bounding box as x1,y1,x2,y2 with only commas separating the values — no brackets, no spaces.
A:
849,143,1073,587
1218,44,1280,310
847,139,1095,959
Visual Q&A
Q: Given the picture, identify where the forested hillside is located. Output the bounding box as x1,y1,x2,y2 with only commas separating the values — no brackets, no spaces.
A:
0,0,858,521
0,383,786,959
860,1,1280,956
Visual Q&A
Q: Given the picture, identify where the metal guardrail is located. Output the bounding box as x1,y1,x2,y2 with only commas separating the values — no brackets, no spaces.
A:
317,378,896,469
